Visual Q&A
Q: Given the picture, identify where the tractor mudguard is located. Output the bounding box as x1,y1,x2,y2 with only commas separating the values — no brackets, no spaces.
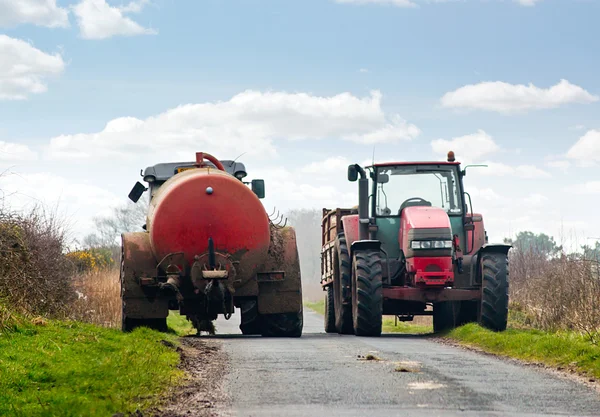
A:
478,243,512,256
471,243,512,286
341,214,359,249
121,232,168,319
257,226,303,315
350,239,382,254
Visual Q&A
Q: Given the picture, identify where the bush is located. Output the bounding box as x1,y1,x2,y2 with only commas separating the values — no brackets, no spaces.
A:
66,247,115,273
0,208,74,317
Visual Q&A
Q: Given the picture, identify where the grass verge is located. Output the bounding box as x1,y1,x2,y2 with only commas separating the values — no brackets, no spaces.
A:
304,300,432,334
447,323,600,380
0,316,183,417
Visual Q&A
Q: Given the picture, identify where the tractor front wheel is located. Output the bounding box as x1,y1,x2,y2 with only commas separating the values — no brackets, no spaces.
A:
352,250,383,337
479,252,509,331
324,286,336,333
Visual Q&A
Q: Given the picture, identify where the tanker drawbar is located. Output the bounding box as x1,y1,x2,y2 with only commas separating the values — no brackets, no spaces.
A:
121,152,303,337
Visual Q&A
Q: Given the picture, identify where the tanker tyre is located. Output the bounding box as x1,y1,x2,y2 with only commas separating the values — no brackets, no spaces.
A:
260,310,303,338
239,299,262,335
334,234,354,335
351,250,383,337
433,301,460,333
324,286,336,333
479,252,509,332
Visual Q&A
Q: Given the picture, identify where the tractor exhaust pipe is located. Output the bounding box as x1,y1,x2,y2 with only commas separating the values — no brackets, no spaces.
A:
348,164,369,241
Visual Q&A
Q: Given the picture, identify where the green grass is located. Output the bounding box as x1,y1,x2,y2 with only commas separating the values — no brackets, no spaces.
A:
447,323,600,379
304,299,432,334
0,317,183,417
167,312,197,336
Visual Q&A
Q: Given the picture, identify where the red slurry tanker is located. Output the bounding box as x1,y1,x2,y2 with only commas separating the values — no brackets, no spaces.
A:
122,152,303,337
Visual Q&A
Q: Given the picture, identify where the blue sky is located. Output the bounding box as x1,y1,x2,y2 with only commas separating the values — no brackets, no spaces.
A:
1,0,599,248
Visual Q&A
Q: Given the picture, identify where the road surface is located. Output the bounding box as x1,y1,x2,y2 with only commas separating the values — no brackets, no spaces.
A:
191,308,600,417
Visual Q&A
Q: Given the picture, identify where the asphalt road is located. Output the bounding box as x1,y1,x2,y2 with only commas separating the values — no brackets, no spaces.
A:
202,308,600,417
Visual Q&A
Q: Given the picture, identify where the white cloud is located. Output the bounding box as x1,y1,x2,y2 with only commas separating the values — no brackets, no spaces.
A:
546,159,570,171
566,130,600,165
479,161,552,179
440,79,598,113
569,181,600,195
73,0,157,40
516,0,542,5
524,193,548,206
0,0,69,28
47,90,420,161
0,142,38,162
0,35,65,100
118,0,150,13
301,156,351,174
359,68,369,73
334,0,417,7
431,130,499,163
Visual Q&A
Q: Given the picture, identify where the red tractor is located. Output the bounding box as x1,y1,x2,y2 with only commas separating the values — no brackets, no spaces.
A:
320,151,510,336
122,152,303,337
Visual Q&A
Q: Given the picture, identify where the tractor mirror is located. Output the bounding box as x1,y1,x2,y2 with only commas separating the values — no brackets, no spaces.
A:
347,165,358,182
377,173,389,184
252,179,265,199
128,181,147,203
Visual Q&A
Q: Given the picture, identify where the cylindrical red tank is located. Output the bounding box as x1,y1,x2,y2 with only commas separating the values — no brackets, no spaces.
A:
147,167,271,288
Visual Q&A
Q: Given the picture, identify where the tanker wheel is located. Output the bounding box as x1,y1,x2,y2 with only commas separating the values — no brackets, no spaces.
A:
351,250,383,337
433,301,460,333
260,309,303,337
324,286,336,333
479,252,509,332
334,233,353,334
239,299,262,335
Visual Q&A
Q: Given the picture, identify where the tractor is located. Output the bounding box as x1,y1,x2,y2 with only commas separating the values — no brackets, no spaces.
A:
320,151,510,336
122,151,303,337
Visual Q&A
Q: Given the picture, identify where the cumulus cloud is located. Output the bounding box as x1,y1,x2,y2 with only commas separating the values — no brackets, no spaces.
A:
431,130,499,162
480,161,552,179
0,142,38,162
569,181,600,195
73,0,157,40
440,79,598,113
566,130,600,165
0,0,69,28
515,0,543,5
0,35,65,100
301,156,351,174
47,90,420,161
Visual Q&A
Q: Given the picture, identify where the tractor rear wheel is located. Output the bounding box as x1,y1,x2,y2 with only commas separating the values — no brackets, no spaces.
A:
352,250,383,337
239,299,261,335
334,233,354,334
433,301,460,333
260,310,303,337
122,310,168,332
479,252,509,331
324,286,336,333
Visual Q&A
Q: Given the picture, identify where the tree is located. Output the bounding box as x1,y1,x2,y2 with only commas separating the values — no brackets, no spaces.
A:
83,200,148,249
504,231,562,259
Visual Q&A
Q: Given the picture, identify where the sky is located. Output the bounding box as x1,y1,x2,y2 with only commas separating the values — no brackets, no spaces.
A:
0,0,599,250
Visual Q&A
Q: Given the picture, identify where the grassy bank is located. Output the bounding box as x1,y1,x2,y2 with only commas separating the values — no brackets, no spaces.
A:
0,315,183,417
447,324,600,380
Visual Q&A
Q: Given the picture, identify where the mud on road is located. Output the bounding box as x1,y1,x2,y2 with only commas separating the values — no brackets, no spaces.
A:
146,337,229,417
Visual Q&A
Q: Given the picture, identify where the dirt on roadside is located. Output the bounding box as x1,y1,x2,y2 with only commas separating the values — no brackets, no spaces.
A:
144,336,230,417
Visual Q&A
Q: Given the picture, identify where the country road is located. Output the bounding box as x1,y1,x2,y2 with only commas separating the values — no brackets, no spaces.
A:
170,308,600,417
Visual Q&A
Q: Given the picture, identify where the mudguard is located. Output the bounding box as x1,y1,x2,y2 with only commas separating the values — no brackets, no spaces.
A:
257,226,303,315
121,232,168,319
471,243,512,286
341,214,359,249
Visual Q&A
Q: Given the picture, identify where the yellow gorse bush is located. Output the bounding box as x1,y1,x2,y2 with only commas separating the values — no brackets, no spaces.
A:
67,249,114,273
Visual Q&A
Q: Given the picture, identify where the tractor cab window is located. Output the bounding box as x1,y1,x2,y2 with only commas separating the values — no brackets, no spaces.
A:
373,165,462,216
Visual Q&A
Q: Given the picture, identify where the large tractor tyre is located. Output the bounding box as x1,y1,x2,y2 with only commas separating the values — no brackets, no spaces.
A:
333,233,354,334
239,299,262,335
433,301,460,333
260,310,303,337
479,252,509,332
352,250,383,337
324,286,336,333
122,310,168,332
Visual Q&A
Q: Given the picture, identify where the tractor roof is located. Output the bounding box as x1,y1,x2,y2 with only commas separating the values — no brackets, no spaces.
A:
368,161,460,168
143,159,248,182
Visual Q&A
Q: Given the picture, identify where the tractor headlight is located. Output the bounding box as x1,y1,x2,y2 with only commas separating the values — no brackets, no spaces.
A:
411,240,452,250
